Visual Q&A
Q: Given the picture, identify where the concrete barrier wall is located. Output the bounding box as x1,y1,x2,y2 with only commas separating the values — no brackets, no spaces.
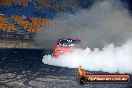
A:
0,39,44,49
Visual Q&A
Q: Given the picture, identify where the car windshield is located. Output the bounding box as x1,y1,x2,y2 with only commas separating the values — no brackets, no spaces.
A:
57,39,81,48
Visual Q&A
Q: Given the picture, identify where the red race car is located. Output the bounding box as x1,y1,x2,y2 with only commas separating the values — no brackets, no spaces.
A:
52,38,82,57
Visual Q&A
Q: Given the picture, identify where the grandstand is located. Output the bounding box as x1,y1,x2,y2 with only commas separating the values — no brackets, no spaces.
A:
0,15,16,32
0,1,50,48
0,0,94,48
10,15,53,33
0,0,29,6
0,14,53,40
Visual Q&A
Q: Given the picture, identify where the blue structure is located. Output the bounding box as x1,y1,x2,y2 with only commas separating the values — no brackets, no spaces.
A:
0,0,95,19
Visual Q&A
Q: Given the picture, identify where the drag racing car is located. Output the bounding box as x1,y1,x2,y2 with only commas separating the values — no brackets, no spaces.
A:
52,38,82,57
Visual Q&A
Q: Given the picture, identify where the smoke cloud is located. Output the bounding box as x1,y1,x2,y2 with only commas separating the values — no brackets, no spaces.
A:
37,0,132,73
42,39,132,73
35,0,132,49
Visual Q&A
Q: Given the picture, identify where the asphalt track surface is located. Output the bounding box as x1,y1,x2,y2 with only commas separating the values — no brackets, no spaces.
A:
0,50,132,88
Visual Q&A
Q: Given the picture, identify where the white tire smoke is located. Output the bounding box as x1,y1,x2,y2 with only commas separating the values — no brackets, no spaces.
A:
39,0,132,74
42,39,132,74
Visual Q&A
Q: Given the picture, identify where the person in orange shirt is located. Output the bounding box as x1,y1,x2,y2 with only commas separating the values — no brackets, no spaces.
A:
78,66,86,76
77,66,86,84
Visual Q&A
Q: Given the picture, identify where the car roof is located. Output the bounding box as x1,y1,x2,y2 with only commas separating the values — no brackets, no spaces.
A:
59,38,80,40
